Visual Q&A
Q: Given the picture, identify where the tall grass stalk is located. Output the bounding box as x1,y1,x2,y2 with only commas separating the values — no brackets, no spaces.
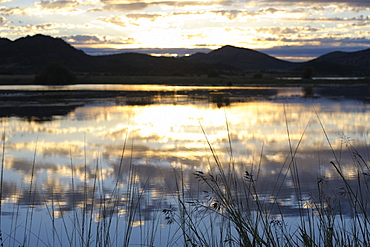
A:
70,148,78,247
2,113,370,246
104,131,130,246
82,133,88,247
23,137,38,247
284,106,318,246
193,122,273,246
316,111,370,245
166,112,370,247
0,128,5,247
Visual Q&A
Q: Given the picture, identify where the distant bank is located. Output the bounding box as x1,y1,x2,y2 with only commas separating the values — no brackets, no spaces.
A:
1,34,370,84
0,74,369,87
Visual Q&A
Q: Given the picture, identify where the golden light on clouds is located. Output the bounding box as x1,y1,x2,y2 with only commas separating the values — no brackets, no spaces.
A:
1,0,370,59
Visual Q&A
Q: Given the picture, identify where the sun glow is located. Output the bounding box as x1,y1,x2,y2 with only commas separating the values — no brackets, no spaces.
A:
1,0,370,57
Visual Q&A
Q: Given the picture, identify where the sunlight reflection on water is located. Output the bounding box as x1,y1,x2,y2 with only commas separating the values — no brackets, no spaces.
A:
0,84,369,246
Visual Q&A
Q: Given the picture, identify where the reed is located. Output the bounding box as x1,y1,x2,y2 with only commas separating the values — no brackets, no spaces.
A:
0,114,369,246
162,113,370,246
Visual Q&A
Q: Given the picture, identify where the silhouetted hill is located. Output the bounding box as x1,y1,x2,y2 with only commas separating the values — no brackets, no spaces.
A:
311,49,370,76
92,52,211,75
0,34,211,75
0,38,11,46
0,34,91,74
185,45,296,71
295,60,357,77
1,34,370,77
289,49,370,77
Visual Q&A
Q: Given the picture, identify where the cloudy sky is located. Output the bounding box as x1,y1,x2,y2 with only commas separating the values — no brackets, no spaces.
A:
1,0,370,61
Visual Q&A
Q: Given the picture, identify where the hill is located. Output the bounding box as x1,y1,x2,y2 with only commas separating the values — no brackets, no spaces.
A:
0,34,91,74
1,34,370,77
185,45,296,72
91,52,212,76
308,49,370,76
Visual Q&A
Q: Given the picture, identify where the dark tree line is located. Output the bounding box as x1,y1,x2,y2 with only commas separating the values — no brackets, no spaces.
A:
34,63,76,85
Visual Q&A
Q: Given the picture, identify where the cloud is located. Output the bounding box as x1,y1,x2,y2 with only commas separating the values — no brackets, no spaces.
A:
158,1,224,7
287,15,370,22
210,7,316,21
348,19,370,27
0,22,63,38
62,34,103,43
5,22,59,32
103,2,149,11
31,23,59,30
260,0,370,7
262,7,280,13
126,13,162,20
61,34,136,45
79,47,212,56
101,0,228,12
256,26,320,35
0,6,27,15
87,8,104,12
185,33,207,40
1,1,98,17
0,16,6,25
98,16,127,27
36,0,80,10
210,10,250,20
276,36,370,46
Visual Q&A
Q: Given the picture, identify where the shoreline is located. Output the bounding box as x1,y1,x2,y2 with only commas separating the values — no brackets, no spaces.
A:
0,74,369,87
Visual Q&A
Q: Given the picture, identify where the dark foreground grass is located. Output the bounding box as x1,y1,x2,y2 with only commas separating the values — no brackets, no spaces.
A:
0,114,369,246
161,113,370,246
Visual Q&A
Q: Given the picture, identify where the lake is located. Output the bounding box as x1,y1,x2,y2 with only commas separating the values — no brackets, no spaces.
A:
0,84,369,246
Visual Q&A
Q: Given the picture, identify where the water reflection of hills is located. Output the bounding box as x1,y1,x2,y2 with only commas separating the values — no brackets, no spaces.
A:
316,86,370,100
2,85,370,247
1,86,369,121
0,88,279,121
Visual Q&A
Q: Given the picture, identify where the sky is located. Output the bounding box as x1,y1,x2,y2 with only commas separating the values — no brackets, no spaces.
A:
1,0,370,61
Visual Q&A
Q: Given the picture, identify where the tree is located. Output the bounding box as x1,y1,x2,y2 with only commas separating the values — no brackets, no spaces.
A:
253,73,263,79
34,63,76,85
302,66,314,79
208,69,219,78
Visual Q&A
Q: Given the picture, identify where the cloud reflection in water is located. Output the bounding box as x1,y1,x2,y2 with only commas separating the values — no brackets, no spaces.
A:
0,85,369,218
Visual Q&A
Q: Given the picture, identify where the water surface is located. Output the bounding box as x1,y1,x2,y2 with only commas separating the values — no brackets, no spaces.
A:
0,84,369,246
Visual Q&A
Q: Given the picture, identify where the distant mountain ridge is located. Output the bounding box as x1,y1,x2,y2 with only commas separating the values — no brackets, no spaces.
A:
0,34,91,73
185,45,296,71
313,49,370,73
1,34,370,77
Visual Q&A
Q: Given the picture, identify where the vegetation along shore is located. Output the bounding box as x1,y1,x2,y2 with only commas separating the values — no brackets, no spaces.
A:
1,34,370,86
